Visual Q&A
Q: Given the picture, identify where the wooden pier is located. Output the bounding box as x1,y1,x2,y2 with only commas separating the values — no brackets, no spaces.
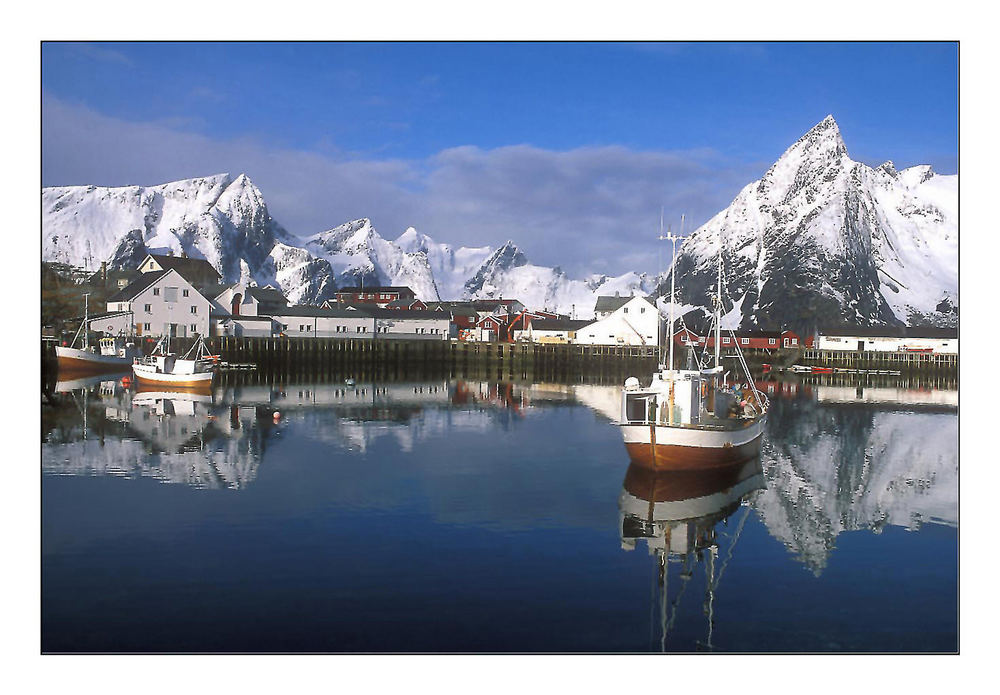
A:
204,336,662,381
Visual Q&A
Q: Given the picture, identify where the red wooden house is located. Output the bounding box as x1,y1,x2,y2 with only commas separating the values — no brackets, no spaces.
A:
673,328,804,350
332,286,416,308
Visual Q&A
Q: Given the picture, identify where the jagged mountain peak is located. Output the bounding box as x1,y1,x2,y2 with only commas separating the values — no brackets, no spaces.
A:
877,160,899,178
670,116,957,331
395,226,436,254
798,114,845,152
483,241,528,275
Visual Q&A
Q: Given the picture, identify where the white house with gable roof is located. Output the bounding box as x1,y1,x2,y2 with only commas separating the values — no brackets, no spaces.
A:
100,268,212,338
577,295,661,346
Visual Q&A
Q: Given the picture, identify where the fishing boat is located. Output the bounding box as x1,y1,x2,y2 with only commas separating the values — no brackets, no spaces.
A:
619,219,768,470
56,294,141,373
132,334,218,389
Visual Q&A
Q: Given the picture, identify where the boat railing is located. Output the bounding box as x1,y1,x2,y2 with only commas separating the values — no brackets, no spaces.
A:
619,416,757,432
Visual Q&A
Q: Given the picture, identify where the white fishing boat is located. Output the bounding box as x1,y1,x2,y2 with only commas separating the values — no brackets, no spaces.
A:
56,294,140,373
132,335,218,389
619,218,768,470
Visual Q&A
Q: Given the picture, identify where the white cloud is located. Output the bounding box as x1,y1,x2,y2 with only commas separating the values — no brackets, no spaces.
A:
42,93,761,277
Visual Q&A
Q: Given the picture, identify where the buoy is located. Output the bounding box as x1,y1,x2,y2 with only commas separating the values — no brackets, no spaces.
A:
273,411,281,422
121,376,132,387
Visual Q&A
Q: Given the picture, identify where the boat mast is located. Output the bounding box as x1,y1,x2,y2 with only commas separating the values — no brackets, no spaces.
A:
83,293,90,351
660,215,684,372
714,239,722,370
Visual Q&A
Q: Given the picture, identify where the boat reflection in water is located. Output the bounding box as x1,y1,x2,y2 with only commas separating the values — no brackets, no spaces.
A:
619,454,764,652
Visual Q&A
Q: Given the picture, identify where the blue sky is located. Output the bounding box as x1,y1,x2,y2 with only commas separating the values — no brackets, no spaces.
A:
41,41,958,277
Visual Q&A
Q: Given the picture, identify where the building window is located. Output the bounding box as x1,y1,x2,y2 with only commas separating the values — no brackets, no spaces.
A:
769,338,776,345
190,306,197,314
182,289,189,297
190,324,197,333
144,304,151,312
742,338,749,345
164,287,178,302
640,307,646,314
792,338,798,345
623,307,628,313
143,323,151,331
153,288,160,296
723,337,730,344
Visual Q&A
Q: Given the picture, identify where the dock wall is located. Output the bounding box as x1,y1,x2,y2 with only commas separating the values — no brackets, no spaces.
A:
205,336,661,381
800,348,957,371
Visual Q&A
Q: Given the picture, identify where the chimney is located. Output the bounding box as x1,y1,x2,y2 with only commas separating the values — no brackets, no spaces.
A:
101,261,107,284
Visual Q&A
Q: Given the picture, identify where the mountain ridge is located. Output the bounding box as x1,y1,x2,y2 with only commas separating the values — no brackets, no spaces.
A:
665,115,957,330
41,116,956,325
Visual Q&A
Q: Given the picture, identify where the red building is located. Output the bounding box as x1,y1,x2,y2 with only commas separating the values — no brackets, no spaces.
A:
331,286,416,308
386,298,427,310
673,328,804,350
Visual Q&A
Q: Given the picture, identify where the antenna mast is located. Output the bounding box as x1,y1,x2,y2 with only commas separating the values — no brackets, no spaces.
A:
714,232,722,369
659,214,684,371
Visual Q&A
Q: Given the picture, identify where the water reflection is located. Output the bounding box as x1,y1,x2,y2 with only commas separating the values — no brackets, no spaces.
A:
42,375,538,490
585,373,958,577
755,388,958,575
619,456,765,651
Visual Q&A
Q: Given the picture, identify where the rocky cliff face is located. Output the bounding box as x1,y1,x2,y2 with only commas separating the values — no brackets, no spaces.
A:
666,116,957,331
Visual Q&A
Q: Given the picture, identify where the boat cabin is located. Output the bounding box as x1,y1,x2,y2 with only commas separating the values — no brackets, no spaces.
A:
621,367,760,428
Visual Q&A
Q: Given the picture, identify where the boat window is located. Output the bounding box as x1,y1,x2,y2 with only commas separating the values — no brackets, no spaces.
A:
625,394,648,423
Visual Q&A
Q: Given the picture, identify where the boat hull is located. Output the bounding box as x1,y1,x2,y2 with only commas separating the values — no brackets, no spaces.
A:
56,346,131,373
620,417,766,470
132,363,214,389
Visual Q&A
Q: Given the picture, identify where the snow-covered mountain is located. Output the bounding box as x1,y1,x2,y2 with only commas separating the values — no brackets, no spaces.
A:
42,173,337,305
667,115,957,330
41,173,650,316
43,116,954,324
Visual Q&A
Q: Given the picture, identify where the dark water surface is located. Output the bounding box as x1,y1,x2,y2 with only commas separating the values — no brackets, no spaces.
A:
41,370,958,652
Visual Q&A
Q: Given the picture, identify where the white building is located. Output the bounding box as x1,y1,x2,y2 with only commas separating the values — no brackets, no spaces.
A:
577,295,661,347
267,306,454,340
270,306,375,338
102,268,212,338
368,308,454,340
211,284,290,338
212,284,289,317
513,318,593,344
816,327,957,355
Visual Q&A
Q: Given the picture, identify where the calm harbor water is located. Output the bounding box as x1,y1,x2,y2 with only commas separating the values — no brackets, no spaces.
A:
41,369,958,653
